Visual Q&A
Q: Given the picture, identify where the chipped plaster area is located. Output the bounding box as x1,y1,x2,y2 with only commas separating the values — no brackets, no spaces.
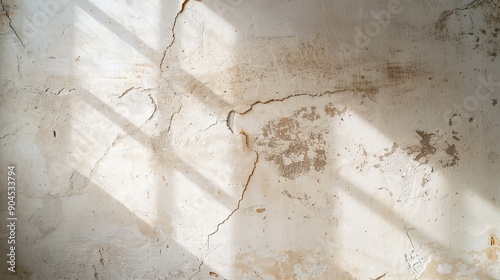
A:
1,0,500,279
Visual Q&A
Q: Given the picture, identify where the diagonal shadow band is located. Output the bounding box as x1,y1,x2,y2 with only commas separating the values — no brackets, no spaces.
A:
81,89,235,210
77,0,159,63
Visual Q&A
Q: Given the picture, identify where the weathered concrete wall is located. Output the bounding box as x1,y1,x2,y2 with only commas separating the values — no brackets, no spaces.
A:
0,0,499,279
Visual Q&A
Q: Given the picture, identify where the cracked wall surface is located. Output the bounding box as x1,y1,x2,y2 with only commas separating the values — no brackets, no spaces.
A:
1,0,500,279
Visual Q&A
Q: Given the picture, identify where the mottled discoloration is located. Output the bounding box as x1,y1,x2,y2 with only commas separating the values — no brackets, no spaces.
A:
386,62,425,84
324,102,346,117
405,130,437,164
443,143,459,167
235,250,327,280
256,107,328,179
350,74,378,98
294,106,320,121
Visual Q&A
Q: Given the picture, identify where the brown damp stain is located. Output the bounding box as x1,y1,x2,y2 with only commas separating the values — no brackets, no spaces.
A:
448,113,458,126
405,130,437,164
255,208,265,213
421,235,500,278
386,62,426,84
235,250,325,279
487,247,499,260
487,235,500,260
222,38,342,86
262,117,300,141
234,254,276,276
346,62,432,102
275,39,341,78
263,251,301,279
293,106,321,121
97,249,106,266
493,99,497,106
257,107,328,179
350,74,379,100
383,142,399,158
324,102,347,117
373,142,399,165
443,143,459,167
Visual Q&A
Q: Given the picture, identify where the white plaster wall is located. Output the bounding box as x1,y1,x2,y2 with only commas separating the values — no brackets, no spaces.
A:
0,0,499,279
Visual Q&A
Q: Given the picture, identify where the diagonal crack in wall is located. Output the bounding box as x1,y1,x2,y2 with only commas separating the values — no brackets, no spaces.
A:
207,148,259,247
1,0,25,48
188,259,204,280
159,0,193,73
0,128,20,140
85,133,121,187
167,104,183,132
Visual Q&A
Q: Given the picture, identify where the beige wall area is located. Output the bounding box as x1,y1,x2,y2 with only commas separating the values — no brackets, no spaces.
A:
1,0,499,279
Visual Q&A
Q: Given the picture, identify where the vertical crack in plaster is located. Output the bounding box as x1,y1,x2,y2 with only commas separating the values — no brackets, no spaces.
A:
167,104,183,132
207,149,259,247
159,0,192,73
85,133,121,186
0,0,25,48
188,259,204,280
145,94,158,123
403,222,415,250
226,110,235,133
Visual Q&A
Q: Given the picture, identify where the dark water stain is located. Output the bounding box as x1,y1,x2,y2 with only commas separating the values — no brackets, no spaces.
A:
386,62,426,84
443,143,459,167
405,130,437,164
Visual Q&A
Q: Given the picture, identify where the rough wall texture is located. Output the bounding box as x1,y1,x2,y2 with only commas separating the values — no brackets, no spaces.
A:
0,0,499,279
